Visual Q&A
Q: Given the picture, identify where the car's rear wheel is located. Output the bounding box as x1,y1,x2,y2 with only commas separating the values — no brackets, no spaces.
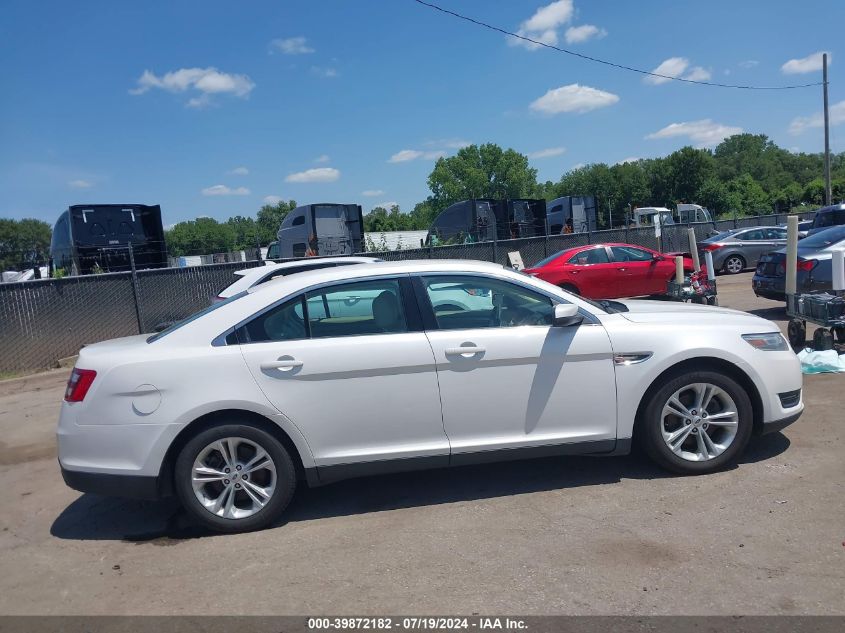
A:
723,255,745,275
174,423,296,533
639,370,753,474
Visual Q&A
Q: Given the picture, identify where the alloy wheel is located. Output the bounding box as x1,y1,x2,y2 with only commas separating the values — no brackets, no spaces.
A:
191,437,277,519
661,383,739,462
725,256,744,274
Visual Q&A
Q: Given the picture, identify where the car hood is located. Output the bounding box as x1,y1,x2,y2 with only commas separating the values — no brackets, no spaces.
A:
615,300,768,326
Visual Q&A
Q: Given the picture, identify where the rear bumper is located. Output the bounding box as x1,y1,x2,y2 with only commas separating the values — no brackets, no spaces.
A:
60,465,163,500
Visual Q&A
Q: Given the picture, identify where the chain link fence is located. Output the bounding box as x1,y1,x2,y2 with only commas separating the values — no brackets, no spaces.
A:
0,211,817,374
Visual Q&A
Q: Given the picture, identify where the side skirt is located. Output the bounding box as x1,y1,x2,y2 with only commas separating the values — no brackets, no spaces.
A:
305,438,627,487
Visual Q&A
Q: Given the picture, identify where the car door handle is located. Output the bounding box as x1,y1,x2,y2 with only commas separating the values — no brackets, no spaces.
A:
617,268,627,272
445,346,486,356
260,359,303,371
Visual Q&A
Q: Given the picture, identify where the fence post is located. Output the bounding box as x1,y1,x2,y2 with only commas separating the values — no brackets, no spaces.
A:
544,232,549,258
733,209,737,229
625,224,629,244
492,232,499,264
127,244,145,333
587,221,592,245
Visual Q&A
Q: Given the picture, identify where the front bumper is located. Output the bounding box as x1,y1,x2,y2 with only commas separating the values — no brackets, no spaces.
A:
60,465,164,500
760,408,803,435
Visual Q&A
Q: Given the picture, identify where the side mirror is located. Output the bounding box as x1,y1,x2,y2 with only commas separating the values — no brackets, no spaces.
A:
553,303,583,327
653,253,665,262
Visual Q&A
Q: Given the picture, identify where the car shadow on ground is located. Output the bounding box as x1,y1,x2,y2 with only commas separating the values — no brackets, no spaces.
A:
747,306,788,322
50,433,790,544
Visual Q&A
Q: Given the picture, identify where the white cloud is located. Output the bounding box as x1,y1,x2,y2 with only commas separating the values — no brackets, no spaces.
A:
781,51,830,75
644,58,714,84
388,149,446,163
389,149,423,163
130,67,255,107
68,179,92,189
508,0,574,50
314,154,330,163
615,157,641,165
739,60,759,69
564,24,607,44
362,189,385,197
311,66,338,78
684,66,712,81
571,162,585,170
528,147,566,159
789,99,845,135
530,83,619,114
375,201,399,210
228,166,249,176
270,37,314,55
646,119,743,147
201,184,250,196
263,195,283,204
284,167,340,183
644,57,689,85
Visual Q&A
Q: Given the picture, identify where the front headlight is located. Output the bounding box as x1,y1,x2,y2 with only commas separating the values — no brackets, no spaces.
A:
742,332,789,351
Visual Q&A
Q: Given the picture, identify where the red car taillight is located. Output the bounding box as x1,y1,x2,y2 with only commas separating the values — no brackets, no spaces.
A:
797,258,817,271
65,368,97,402
701,243,724,252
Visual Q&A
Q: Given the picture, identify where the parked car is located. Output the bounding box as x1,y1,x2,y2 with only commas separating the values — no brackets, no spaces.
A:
807,203,845,235
214,256,382,302
779,219,813,238
752,225,845,300
58,260,802,532
698,226,788,275
523,243,696,299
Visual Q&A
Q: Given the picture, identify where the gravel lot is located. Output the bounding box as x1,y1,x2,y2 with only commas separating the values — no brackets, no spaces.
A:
0,271,843,615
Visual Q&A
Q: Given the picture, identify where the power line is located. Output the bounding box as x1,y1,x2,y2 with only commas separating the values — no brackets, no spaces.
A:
412,0,823,90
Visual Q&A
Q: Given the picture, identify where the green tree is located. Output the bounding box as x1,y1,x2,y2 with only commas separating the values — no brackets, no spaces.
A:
0,218,52,272
256,199,297,245
165,217,237,256
427,144,538,211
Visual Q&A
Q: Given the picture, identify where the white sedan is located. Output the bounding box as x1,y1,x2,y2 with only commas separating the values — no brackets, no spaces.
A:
214,255,381,301
58,260,803,532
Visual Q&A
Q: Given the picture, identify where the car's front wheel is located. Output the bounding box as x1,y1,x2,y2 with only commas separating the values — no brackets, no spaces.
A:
639,370,753,474
174,422,297,533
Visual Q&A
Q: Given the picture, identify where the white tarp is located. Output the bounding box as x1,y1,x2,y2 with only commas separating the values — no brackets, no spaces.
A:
797,348,845,374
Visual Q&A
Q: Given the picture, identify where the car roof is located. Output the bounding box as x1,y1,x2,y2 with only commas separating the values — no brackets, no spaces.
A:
234,256,380,278
249,258,505,297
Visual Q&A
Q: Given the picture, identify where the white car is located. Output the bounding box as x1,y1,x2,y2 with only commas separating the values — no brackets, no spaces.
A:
58,260,803,532
214,256,381,301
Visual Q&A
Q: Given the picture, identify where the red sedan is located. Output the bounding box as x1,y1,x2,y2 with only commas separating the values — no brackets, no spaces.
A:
524,243,697,299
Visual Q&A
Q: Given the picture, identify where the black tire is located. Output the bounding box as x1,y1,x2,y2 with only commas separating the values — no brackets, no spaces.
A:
812,328,835,351
638,370,754,475
174,422,297,533
722,255,745,275
834,327,845,344
560,283,580,295
787,318,806,349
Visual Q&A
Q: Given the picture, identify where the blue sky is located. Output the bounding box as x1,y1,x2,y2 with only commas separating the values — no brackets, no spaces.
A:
1,0,843,227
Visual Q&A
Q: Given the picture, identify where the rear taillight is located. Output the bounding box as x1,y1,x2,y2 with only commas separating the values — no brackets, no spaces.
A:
701,244,724,252
797,258,817,271
65,368,97,402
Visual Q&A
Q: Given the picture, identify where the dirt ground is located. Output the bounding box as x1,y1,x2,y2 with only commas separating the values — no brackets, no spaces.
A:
0,271,843,615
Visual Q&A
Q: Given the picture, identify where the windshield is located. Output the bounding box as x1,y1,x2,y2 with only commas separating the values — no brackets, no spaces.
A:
532,250,567,268
704,230,737,242
799,225,845,249
147,291,247,343
813,209,845,228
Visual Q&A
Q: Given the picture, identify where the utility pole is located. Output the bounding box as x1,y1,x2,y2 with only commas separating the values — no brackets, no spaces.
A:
823,53,832,205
